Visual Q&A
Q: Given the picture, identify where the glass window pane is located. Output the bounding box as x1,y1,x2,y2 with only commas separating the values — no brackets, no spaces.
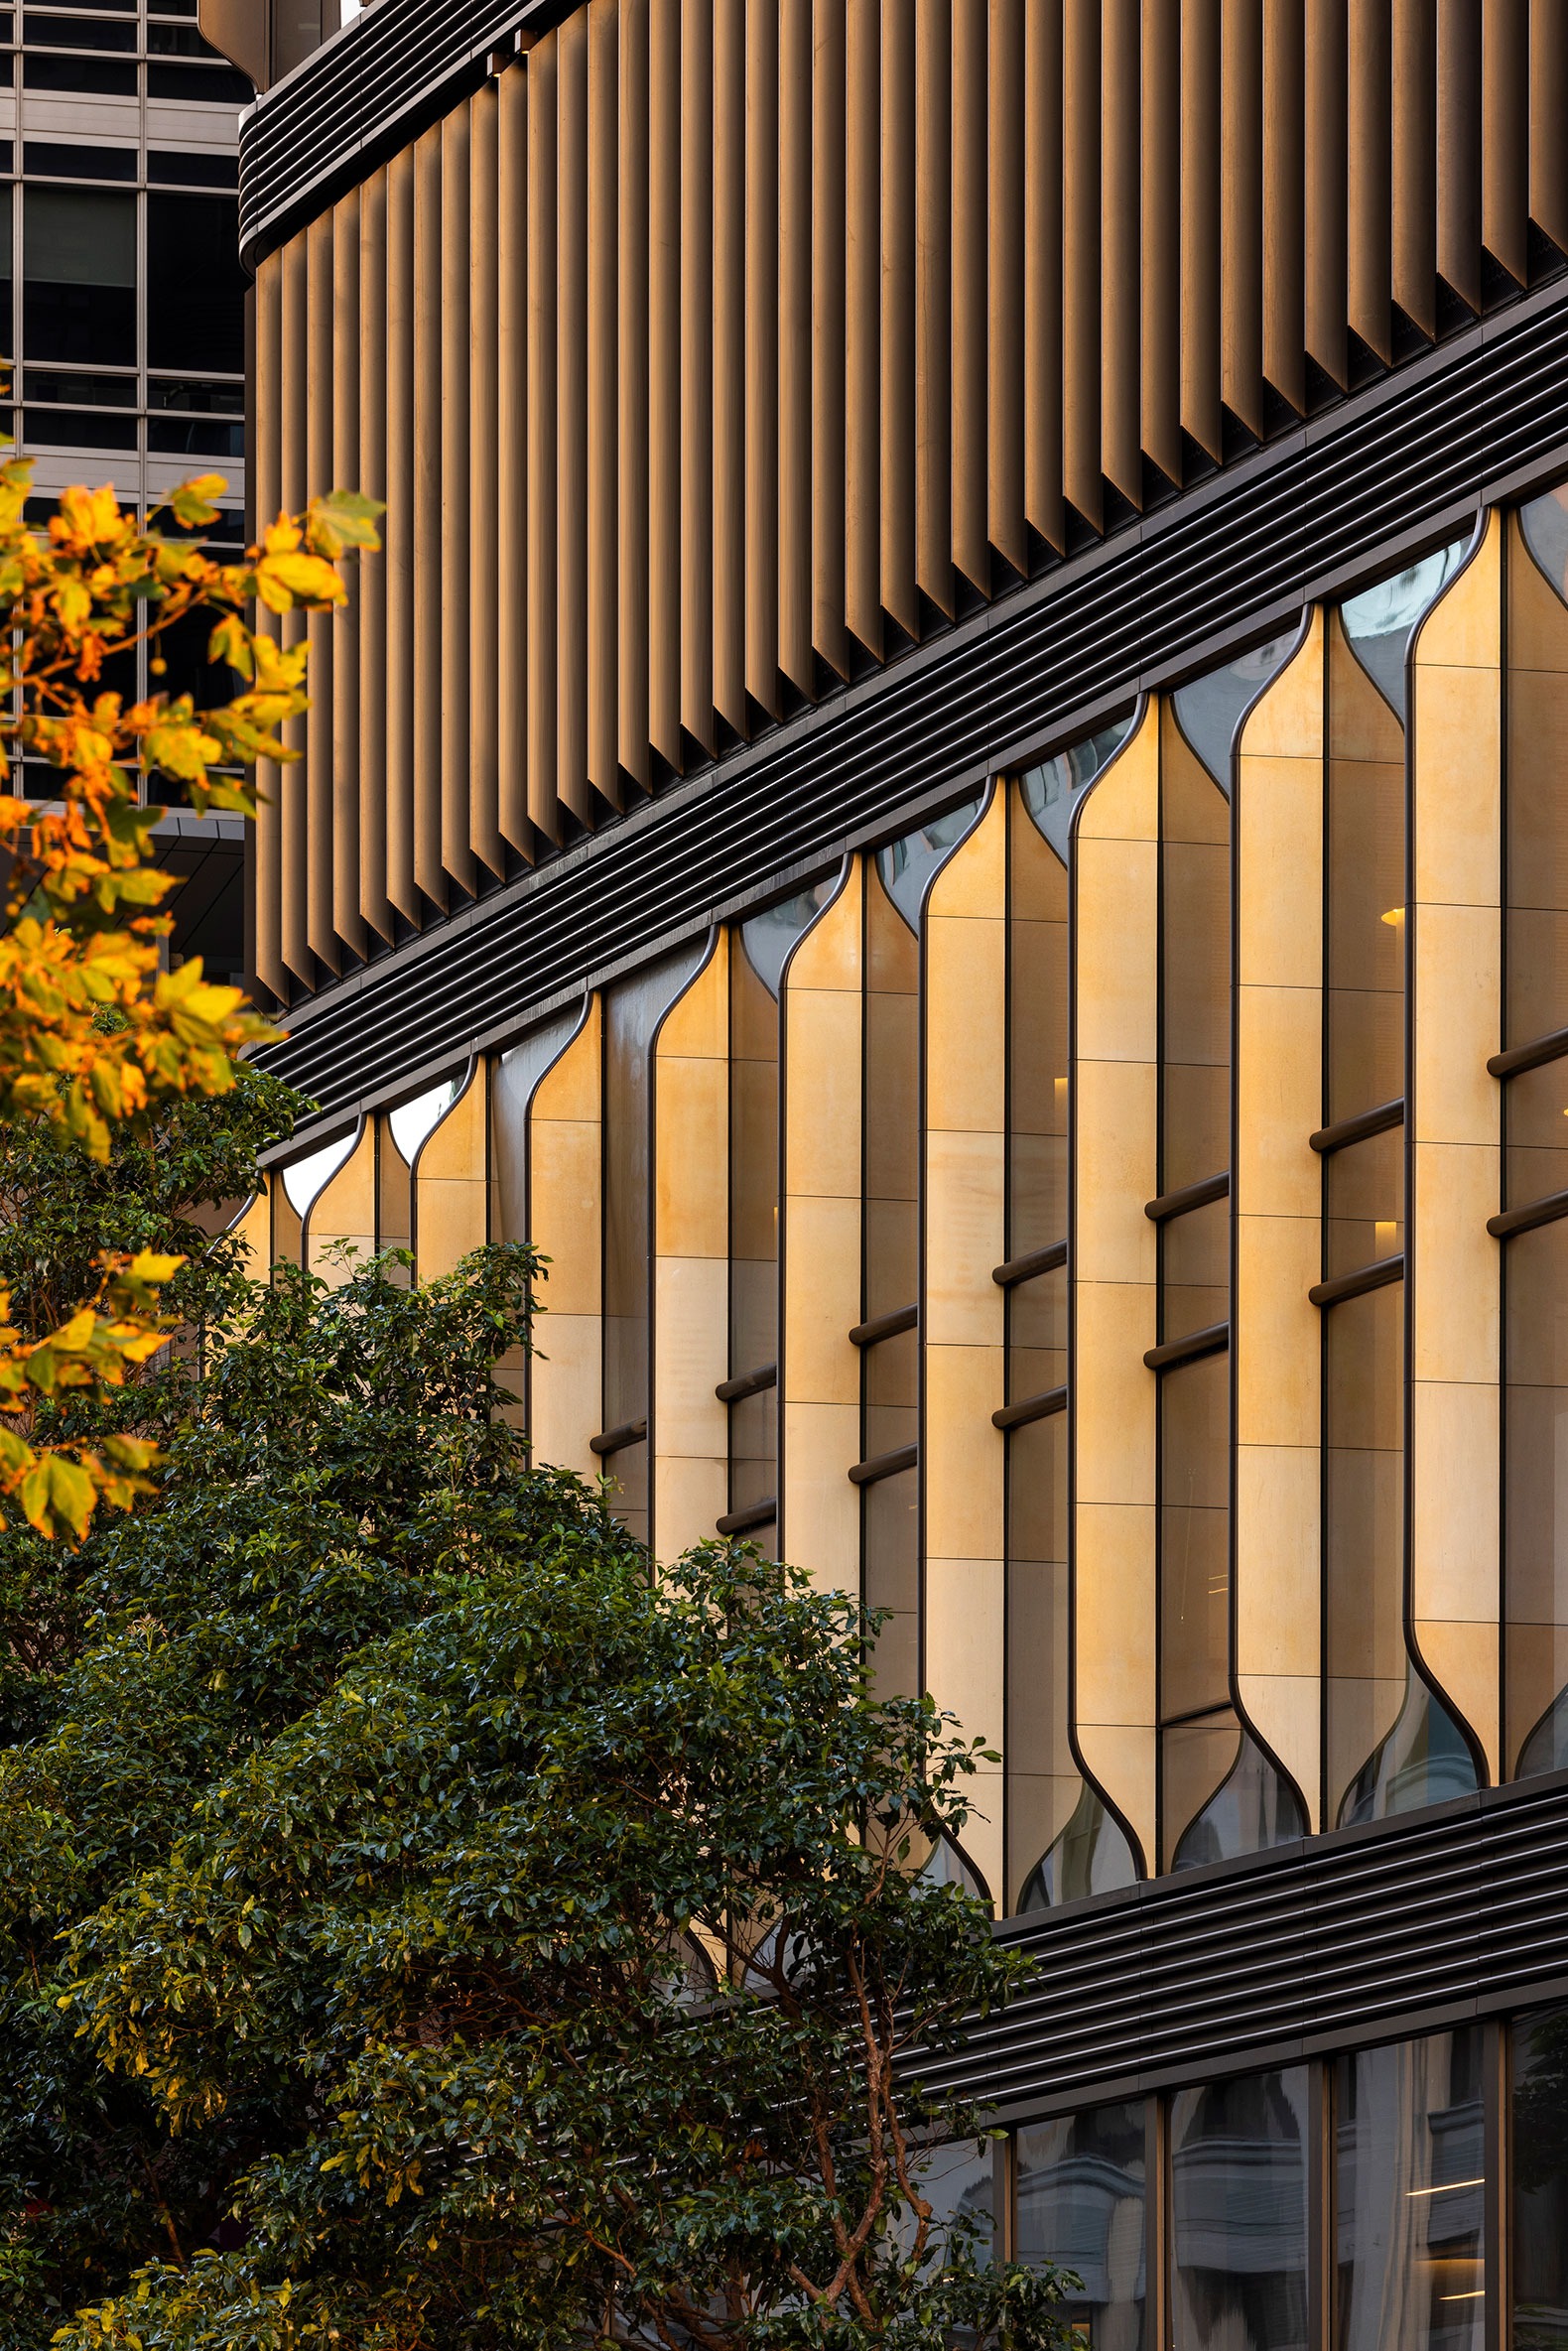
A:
1505,1059,1568,1213
1163,1197,1229,1341
602,946,703,1544
1161,726,1231,1193
1171,2066,1309,2351
1328,609,1406,1122
1160,1347,1230,1722
1506,1217,1568,1776
1506,501,1568,1052
1325,1126,1404,1277
862,1465,917,1699
1513,2005,1568,2350
147,194,246,374
23,186,134,364
1335,2028,1485,2351
1008,793,1069,1256
1325,1280,1405,1821
1016,2100,1147,2349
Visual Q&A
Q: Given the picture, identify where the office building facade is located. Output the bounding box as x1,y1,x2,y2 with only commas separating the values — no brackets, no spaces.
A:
210,3,1568,2339
8,0,252,970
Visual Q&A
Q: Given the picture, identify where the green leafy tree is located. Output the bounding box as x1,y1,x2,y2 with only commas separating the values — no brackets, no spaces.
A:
0,1212,1073,2350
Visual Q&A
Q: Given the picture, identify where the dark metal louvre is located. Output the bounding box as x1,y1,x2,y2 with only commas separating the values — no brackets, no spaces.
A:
256,284,1568,1134
908,1773,1568,2123
237,0,555,264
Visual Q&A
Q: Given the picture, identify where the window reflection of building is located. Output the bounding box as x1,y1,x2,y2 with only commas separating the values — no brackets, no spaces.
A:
1334,2028,1485,2351
1323,546,1476,1830
1169,2067,1309,2351
1016,2099,1147,2351
1503,488,1568,1781
1513,2005,1568,2350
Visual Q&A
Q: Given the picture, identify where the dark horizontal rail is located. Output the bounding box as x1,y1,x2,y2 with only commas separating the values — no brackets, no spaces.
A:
254,292,1568,1135
1143,1320,1230,1371
992,1241,1068,1288
589,1416,647,1458
1308,1253,1404,1309
849,1304,918,1348
716,1361,777,1404
1489,1189,1568,1241
1488,1024,1568,1081
848,1444,918,1488
1145,1172,1229,1223
716,1496,777,1536
1309,1098,1405,1155
991,1385,1068,1432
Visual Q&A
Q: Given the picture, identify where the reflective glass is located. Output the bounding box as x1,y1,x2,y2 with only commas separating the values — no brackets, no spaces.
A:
903,2139,995,2271
1519,486,1568,608
1325,1281,1405,1821
875,794,983,930
23,186,134,364
1160,1348,1230,1721
1340,540,1469,718
1021,715,1135,861
1172,1733,1307,1872
280,1127,355,1219
1017,1782,1136,1911
1008,793,1070,1256
1161,724,1231,1193
1504,1059,1568,1212
738,878,834,996
1337,1664,1477,1827
1006,1404,1074,1913
1325,1127,1403,1278
1172,632,1298,790
1335,2029,1486,2351
1016,2100,1146,2349
1506,502,1568,1051
1514,2005,1568,2350
1505,1216,1568,1776
602,946,704,1544
1170,2066,1309,2351
387,1077,459,1168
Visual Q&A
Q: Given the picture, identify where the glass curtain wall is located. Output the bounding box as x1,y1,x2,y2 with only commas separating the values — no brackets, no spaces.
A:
1335,2028,1485,2351
724,886,833,1543
858,804,980,1696
1159,643,1301,1872
1503,486,1568,1779
1016,2100,1148,2350
1169,2065,1310,2351
1513,2004,1568,2349
489,1011,585,1434
1324,545,1474,1828
1008,725,1136,1911
601,946,704,1546
1011,2008,1568,2349
272,1127,355,1262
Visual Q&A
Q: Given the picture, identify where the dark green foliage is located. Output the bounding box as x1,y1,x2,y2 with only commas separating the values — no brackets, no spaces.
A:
0,1129,1073,2350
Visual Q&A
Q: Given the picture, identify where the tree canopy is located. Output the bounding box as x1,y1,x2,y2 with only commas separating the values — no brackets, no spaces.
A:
0,455,376,1540
0,1189,1071,2349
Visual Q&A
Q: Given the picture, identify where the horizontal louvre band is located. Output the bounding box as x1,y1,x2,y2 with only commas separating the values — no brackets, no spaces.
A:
258,294,1568,1138
716,1497,778,1536
1489,1191,1568,1241
716,1362,777,1405
991,1385,1068,1433
1145,1172,1229,1223
1143,1321,1230,1372
991,1241,1068,1288
1309,1098,1405,1155
1488,1025,1568,1081
1308,1254,1405,1310
588,1416,647,1458
849,1305,918,1349
913,1769,1568,2122
849,1444,918,1489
